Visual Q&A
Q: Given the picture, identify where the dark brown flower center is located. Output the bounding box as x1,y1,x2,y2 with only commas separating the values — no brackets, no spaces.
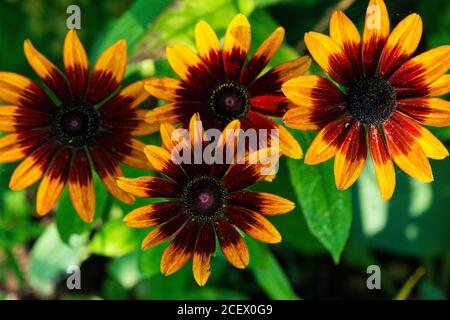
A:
347,76,396,125
182,175,225,221
209,81,250,122
52,103,100,148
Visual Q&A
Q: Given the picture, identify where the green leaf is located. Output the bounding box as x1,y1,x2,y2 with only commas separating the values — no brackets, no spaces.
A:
247,239,299,299
4,247,25,288
28,223,88,296
352,157,450,256
129,0,247,64
89,218,145,257
90,0,172,60
138,244,166,277
251,159,326,254
287,131,352,263
136,267,191,299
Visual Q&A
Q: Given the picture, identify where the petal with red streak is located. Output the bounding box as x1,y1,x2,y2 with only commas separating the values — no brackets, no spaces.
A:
368,125,396,201
117,176,180,198
68,149,95,222
334,121,367,190
224,205,281,243
36,148,71,216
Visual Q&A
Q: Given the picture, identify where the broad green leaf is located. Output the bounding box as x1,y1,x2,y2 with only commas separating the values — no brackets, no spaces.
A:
4,247,25,288
90,0,172,60
137,266,190,299
287,131,352,263
138,244,166,277
89,218,145,257
129,0,246,64
28,223,88,296
247,239,299,299
251,159,326,254
352,157,450,256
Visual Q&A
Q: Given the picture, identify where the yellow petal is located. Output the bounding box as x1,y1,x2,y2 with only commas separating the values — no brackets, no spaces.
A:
87,39,127,105
304,32,352,86
334,122,367,190
379,13,422,78
390,46,450,89
393,112,448,160
63,30,89,101
223,14,251,79
362,0,390,74
383,118,433,182
166,44,202,81
24,39,70,101
195,20,220,61
368,125,395,201
144,77,182,102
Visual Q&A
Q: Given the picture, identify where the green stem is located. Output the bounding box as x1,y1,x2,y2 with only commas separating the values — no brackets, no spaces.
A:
4,247,25,289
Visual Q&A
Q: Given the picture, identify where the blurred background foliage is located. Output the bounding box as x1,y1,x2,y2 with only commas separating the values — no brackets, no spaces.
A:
0,0,449,300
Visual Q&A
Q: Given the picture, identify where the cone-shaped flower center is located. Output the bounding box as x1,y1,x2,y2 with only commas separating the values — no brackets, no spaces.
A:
209,81,250,122
347,76,396,125
183,175,225,221
52,103,100,148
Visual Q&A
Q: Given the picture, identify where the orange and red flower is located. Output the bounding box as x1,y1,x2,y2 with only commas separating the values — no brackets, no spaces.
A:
0,30,157,222
145,14,311,159
282,0,450,200
117,114,294,286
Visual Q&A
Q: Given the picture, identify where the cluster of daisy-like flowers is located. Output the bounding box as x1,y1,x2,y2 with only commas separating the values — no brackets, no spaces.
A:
0,0,448,286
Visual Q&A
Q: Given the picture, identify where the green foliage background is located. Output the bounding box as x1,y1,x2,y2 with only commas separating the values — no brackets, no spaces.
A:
0,0,449,300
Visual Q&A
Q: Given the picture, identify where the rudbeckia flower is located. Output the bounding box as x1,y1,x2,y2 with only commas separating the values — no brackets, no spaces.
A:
117,114,294,286
145,14,311,159
0,30,157,222
282,0,450,200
